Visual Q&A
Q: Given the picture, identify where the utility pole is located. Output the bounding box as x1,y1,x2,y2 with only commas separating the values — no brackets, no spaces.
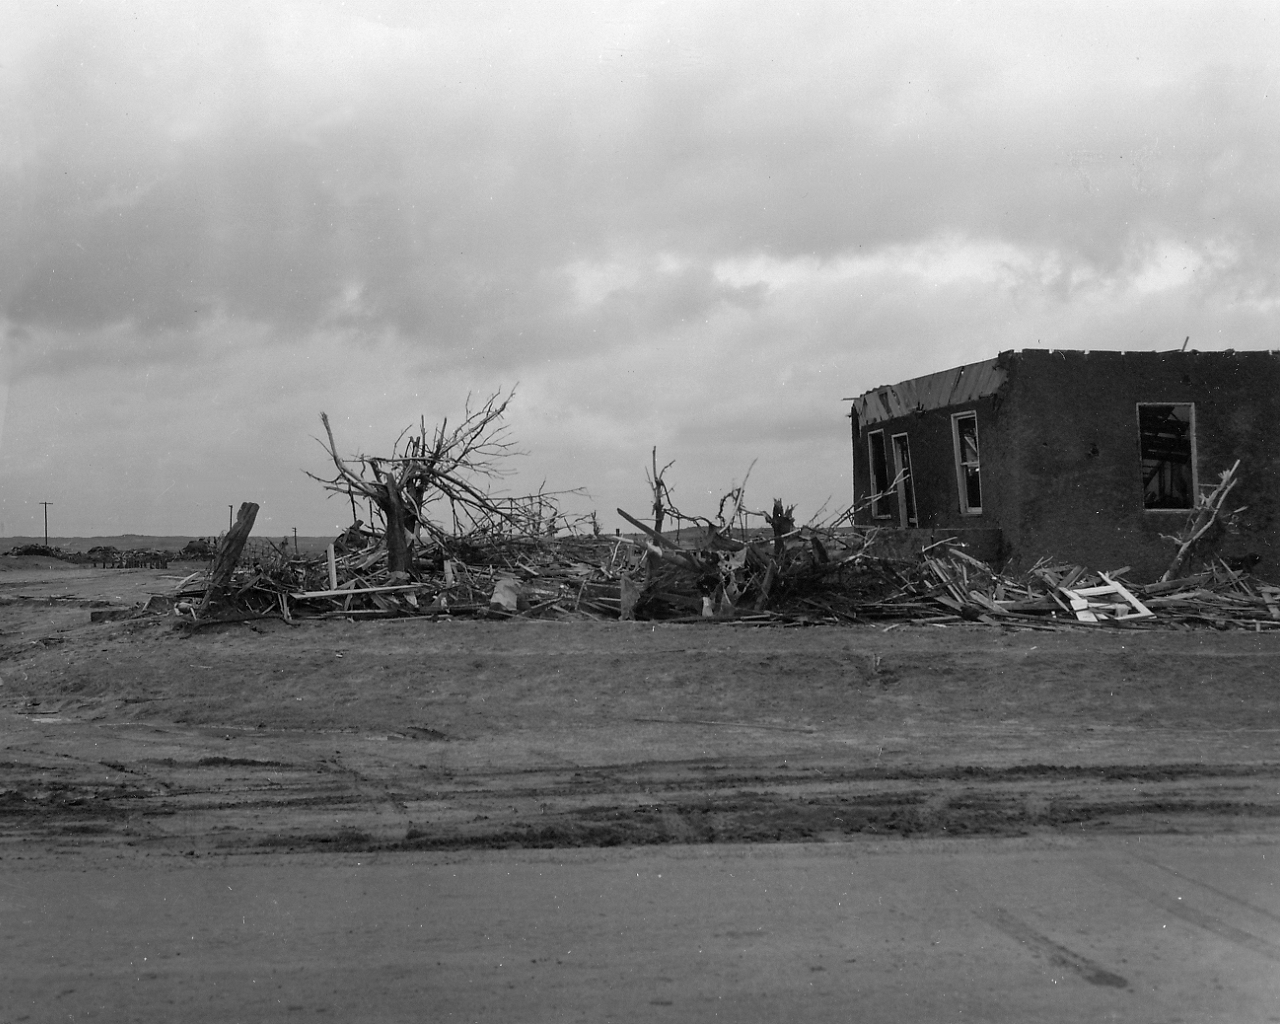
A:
228,505,234,532
293,527,298,556
40,502,52,547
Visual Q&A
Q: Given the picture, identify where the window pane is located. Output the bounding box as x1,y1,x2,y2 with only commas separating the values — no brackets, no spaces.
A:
893,434,918,526
964,465,982,509
954,415,981,512
958,418,979,464
1139,404,1193,509
869,432,891,518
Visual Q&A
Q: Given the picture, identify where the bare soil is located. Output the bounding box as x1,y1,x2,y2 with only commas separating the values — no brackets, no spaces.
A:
3,557,1279,856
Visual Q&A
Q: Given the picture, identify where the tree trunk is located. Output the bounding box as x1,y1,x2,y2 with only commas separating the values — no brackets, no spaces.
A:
769,499,794,560
646,459,666,582
380,479,414,577
198,502,259,618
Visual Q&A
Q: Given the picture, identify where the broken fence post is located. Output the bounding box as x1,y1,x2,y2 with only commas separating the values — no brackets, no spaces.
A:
197,502,260,618
619,572,640,620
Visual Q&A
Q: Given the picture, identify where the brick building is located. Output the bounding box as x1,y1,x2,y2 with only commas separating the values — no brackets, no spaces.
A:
849,349,1280,581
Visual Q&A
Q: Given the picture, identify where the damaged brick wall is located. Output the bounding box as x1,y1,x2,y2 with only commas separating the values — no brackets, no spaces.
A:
853,349,1280,582
999,349,1280,580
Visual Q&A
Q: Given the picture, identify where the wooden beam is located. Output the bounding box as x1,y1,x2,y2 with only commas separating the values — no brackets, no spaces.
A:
290,582,435,599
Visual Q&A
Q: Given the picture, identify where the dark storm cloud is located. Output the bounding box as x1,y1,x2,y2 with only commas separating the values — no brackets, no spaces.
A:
3,2,1279,533
6,3,1278,358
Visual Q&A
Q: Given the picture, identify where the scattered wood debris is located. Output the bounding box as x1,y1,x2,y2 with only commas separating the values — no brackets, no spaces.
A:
169,518,1279,632
169,430,1277,631
886,554,1277,630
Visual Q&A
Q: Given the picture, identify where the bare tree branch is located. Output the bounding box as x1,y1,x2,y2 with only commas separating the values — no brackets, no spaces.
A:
306,389,582,573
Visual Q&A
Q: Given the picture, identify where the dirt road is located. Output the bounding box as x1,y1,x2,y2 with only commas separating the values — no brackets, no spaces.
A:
4,838,1279,1023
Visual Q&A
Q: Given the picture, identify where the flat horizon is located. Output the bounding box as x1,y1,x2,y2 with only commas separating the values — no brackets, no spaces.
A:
1,533,338,554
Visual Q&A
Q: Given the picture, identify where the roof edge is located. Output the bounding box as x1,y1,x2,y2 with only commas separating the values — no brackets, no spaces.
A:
852,355,1009,425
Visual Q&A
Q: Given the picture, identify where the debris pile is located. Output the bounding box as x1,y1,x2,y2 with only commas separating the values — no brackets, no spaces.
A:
168,517,1279,631
5,544,173,568
860,552,1280,631
6,544,69,559
170,502,885,624
168,413,1278,631
87,547,173,569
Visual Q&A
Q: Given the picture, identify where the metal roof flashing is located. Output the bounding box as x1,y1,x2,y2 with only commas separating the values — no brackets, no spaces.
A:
852,356,1008,426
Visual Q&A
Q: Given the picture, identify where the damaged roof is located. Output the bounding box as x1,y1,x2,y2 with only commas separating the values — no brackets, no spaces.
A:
852,356,1007,426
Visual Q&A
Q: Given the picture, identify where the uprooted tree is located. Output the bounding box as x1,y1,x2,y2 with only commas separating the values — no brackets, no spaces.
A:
308,389,579,576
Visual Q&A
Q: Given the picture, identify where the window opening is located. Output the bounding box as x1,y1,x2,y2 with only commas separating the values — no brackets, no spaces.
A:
867,430,892,519
951,413,982,514
890,433,919,528
1138,403,1195,510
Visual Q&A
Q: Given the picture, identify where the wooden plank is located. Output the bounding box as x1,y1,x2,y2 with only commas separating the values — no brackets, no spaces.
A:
617,508,679,550
967,591,1010,615
290,583,434,599
948,548,990,569
1065,595,1099,623
1099,572,1155,619
919,536,959,553
1063,578,1154,622
1141,572,1213,595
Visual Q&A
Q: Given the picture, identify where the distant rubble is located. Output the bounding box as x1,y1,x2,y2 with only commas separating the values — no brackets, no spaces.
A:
5,538,218,568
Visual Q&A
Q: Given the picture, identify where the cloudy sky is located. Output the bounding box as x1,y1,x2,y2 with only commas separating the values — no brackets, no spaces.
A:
2,1,1277,539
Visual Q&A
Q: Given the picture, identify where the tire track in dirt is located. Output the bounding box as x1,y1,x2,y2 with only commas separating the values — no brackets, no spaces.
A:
8,749,1278,854
1088,861,1280,963
977,907,1129,988
1123,850,1280,926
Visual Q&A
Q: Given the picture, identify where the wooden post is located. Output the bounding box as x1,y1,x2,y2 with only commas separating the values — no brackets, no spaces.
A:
619,572,640,620
198,502,260,618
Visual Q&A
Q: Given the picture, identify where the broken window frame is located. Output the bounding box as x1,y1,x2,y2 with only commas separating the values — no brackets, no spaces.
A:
950,412,983,515
867,429,893,519
890,432,919,528
1137,402,1197,511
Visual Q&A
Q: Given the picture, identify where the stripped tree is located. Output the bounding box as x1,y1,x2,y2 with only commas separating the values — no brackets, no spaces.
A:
309,390,574,576
1159,460,1245,582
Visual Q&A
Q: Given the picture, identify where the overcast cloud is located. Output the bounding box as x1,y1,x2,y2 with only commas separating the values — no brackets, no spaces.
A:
1,1,1277,537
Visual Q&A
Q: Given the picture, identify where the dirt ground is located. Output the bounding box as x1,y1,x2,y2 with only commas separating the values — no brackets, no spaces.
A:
6,837,1280,1023
3,557,1280,1021
2,555,1280,855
